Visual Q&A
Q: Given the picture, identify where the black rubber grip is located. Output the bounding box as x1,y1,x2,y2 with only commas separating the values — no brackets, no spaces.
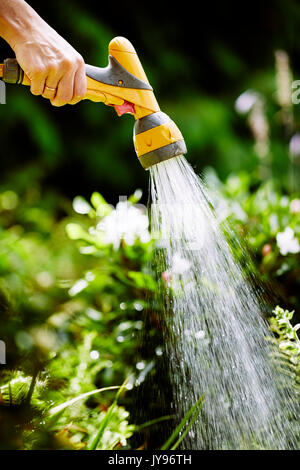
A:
3,58,24,84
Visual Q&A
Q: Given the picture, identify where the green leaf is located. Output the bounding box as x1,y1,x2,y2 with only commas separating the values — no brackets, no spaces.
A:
135,415,174,431
73,196,95,217
87,380,128,450
90,192,113,217
127,271,157,291
128,189,143,204
47,386,120,426
65,223,89,241
160,395,204,450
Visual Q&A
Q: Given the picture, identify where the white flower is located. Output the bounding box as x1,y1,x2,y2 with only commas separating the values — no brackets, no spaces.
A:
289,134,300,159
235,90,260,114
72,196,92,214
171,253,191,274
276,227,300,255
68,279,88,296
90,350,100,360
290,199,300,214
97,201,150,249
195,330,205,339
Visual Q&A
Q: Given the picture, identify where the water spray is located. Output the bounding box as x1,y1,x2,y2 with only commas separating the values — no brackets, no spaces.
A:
2,35,299,450
0,36,187,169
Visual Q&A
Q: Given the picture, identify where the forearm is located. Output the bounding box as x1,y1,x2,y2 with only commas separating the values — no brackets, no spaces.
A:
0,0,44,48
0,0,86,106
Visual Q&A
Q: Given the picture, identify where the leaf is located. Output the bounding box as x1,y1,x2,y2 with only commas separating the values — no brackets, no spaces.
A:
127,271,157,291
135,415,174,431
73,196,95,217
128,189,143,204
47,386,120,425
90,192,113,217
160,395,204,450
65,223,95,244
87,379,128,450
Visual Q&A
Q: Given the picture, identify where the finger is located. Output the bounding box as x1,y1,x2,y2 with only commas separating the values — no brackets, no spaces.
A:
68,96,83,105
43,85,57,100
30,73,47,96
42,75,59,100
53,62,87,106
72,64,87,101
68,74,87,105
50,71,75,107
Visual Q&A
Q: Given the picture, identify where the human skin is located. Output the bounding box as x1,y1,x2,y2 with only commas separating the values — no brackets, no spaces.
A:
0,0,87,106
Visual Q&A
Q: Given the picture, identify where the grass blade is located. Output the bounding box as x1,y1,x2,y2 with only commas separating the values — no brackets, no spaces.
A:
87,379,128,450
170,402,203,450
46,386,120,428
160,395,204,450
48,386,120,418
135,415,175,431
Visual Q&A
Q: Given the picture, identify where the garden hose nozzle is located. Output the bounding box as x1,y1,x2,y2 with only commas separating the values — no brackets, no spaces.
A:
0,37,187,169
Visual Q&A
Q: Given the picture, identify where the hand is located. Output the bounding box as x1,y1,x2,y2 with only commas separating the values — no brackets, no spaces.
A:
13,25,87,106
0,0,87,106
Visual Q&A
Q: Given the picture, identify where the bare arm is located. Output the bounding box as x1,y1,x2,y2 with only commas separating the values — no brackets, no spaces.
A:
0,0,87,106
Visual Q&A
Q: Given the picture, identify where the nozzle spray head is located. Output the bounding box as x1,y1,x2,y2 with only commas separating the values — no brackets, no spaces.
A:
104,37,187,169
133,111,187,169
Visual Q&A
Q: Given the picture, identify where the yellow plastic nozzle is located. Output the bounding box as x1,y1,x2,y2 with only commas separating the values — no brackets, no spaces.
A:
108,37,150,85
0,38,186,169
0,38,159,118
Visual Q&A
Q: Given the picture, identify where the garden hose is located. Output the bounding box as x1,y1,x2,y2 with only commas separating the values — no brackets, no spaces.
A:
0,37,187,169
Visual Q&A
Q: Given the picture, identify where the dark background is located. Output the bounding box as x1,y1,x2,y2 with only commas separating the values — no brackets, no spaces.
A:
0,1,299,450
0,0,299,204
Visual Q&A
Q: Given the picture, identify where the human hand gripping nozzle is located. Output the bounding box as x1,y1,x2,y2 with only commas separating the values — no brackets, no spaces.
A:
0,37,187,169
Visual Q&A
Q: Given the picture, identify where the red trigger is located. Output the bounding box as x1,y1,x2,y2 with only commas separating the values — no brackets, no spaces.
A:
114,100,136,116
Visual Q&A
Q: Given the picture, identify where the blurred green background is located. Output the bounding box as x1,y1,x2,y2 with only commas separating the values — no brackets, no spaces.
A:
1,0,299,202
0,0,300,450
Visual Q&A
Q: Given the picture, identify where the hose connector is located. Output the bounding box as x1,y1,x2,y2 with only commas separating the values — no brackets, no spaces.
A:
3,58,24,84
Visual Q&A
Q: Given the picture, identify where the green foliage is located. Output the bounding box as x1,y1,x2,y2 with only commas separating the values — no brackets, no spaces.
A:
2,2,299,198
0,184,157,449
202,49,300,316
160,395,204,451
270,306,300,369
268,306,300,397
0,3,300,448
204,169,300,314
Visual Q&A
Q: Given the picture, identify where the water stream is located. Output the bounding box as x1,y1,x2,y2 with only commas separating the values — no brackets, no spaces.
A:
149,155,299,449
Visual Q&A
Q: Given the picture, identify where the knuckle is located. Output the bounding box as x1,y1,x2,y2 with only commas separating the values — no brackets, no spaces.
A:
31,65,46,77
76,55,84,67
47,61,58,75
62,58,73,71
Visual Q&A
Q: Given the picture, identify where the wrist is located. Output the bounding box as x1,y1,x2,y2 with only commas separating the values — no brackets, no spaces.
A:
0,0,42,49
